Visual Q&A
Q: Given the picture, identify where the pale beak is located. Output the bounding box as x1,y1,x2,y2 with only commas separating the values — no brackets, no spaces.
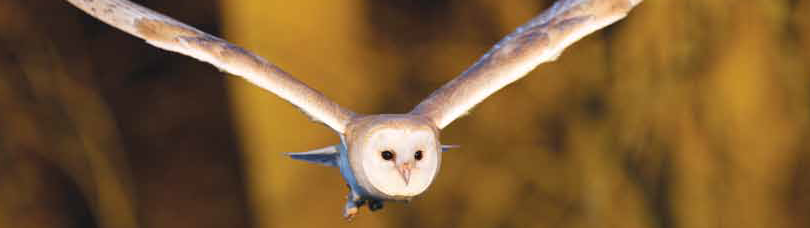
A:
397,161,413,185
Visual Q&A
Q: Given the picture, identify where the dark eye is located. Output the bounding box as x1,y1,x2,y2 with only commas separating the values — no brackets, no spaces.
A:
381,150,394,160
414,150,423,160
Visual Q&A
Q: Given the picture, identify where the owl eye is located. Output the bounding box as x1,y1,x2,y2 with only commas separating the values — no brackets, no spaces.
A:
381,150,394,160
415,150,423,160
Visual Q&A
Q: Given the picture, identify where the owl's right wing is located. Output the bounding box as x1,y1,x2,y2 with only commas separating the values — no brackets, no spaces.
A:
410,0,643,129
65,0,356,133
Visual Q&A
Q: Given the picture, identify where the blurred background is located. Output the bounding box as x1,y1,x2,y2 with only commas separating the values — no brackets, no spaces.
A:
1,0,809,227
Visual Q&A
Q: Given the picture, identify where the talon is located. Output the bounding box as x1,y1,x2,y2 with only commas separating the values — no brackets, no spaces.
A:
343,207,358,221
368,200,384,211
354,200,366,207
344,191,362,221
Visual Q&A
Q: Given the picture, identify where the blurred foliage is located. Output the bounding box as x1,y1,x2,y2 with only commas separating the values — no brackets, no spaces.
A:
1,0,809,228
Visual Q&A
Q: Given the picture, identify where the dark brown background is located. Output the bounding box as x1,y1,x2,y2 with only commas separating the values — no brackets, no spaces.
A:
1,0,809,228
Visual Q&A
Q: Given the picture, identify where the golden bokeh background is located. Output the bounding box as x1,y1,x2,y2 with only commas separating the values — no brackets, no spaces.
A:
2,0,810,227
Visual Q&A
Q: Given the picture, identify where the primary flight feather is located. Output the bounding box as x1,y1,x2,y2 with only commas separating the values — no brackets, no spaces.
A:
65,0,643,219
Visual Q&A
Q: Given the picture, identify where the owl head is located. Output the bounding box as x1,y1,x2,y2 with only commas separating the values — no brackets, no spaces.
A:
344,115,442,200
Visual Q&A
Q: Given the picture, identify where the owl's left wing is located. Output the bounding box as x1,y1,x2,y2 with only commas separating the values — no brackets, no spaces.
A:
410,0,643,129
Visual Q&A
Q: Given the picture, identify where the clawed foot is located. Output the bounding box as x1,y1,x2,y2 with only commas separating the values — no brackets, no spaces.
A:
344,200,366,221
343,206,358,221
368,200,383,211
344,186,363,221
343,199,385,220
343,185,386,220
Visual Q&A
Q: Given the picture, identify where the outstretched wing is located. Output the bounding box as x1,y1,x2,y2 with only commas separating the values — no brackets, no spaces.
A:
410,0,643,129
65,0,356,133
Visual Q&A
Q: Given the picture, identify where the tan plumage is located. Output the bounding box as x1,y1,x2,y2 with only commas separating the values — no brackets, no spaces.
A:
64,0,355,133
411,0,644,129
65,0,643,219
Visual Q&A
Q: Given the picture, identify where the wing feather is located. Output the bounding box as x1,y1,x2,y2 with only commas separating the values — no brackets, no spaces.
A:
410,0,643,129
65,0,356,133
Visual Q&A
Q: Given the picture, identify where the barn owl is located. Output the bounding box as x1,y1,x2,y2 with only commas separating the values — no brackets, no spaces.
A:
65,0,643,219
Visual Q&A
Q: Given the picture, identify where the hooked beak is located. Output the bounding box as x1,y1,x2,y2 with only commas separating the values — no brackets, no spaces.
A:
397,162,413,185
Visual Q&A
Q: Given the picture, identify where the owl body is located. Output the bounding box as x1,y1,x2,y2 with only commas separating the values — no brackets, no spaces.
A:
292,115,442,216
